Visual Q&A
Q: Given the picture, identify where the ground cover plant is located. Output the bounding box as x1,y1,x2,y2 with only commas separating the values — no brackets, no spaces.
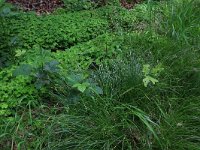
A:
0,0,200,149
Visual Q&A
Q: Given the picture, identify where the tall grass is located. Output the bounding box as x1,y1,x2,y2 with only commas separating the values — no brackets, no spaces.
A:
37,53,161,149
159,0,200,45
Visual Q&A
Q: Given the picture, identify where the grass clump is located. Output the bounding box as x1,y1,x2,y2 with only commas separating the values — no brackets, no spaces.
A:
158,0,200,45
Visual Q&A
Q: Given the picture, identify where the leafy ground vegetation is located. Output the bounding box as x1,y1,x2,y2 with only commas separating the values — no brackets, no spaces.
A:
0,0,200,149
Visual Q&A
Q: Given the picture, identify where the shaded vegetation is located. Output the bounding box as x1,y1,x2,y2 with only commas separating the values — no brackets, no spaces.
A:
0,0,200,149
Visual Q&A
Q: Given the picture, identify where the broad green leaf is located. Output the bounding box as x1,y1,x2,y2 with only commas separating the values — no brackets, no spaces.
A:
67,73,87,85
13,64,32,76
77,85,87,93
44,60,59,73
73,82,90,93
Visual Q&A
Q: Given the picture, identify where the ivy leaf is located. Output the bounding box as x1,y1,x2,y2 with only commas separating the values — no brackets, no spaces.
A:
13,64,33,76
143,75,158,87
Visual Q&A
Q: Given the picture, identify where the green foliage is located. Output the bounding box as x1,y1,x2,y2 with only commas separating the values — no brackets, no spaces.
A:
13,59,60,88
4,11,108,51
0,8,109,68
159,0,200,44
0,1,20,68
13,57,103,105
1,0,200,149
50,33,124,72
142,64,163,87
67,73,103,94
0,67,39,118
39,53,161,149
43,101,158,149
96,5,151,31
50,32,166,72
15,49,26,57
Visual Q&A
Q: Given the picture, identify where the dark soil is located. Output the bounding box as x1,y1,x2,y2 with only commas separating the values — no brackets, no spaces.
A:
6,0,142,13
6,0,64,13
120,0,141,9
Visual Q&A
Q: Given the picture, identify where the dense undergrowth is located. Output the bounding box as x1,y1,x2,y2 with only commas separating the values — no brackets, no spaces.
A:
0,0,200,149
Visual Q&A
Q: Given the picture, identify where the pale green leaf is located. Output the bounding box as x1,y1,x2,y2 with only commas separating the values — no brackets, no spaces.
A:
142,64,150,75
73,83,89,93
151,64,164,76
143,75,158,87
15,49,26,57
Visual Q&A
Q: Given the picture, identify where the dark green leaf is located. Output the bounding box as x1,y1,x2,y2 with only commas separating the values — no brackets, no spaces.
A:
13,64,33,76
